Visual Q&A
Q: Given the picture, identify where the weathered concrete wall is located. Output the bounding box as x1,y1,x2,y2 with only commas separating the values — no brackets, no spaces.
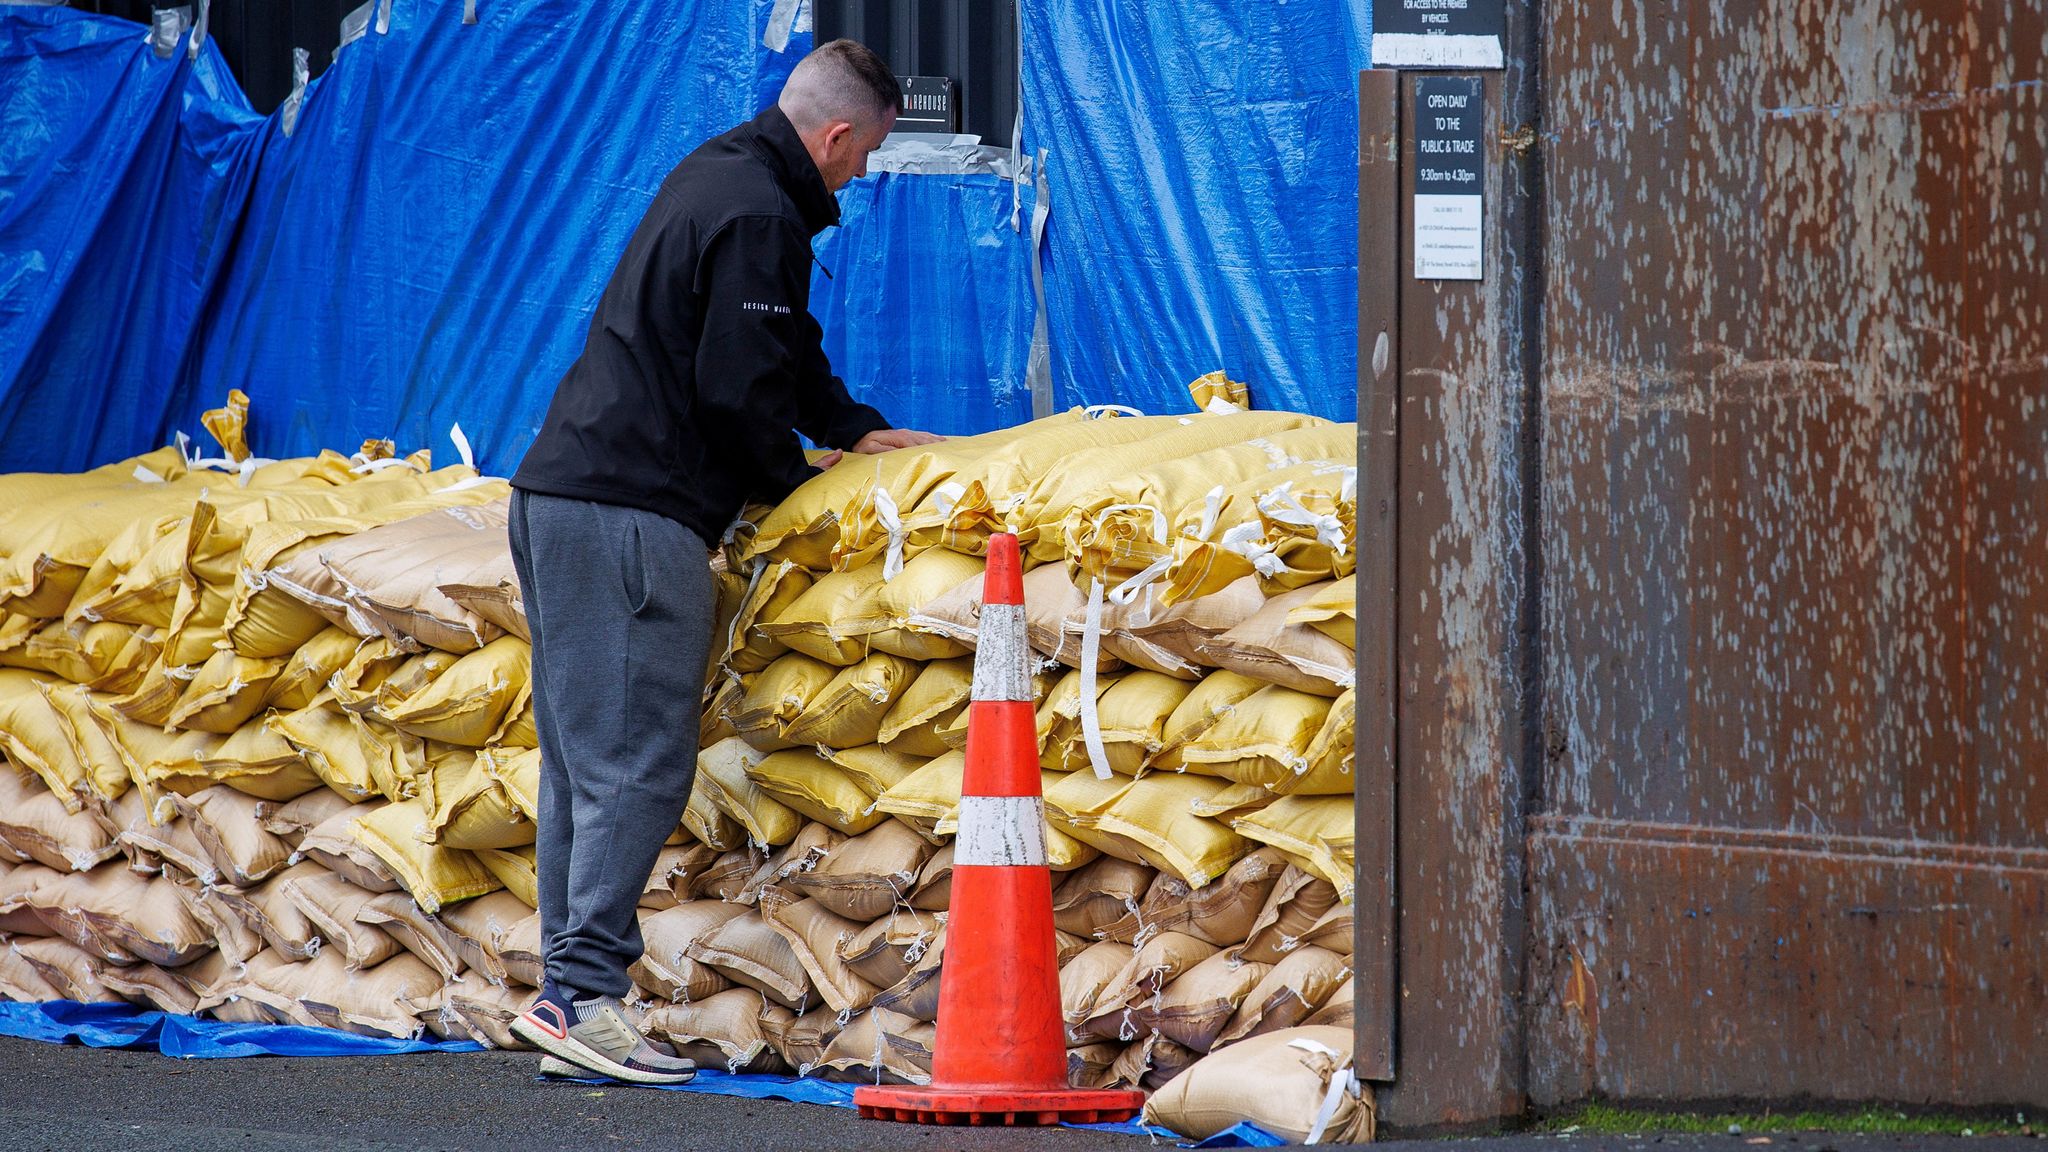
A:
1528,0,2048,1107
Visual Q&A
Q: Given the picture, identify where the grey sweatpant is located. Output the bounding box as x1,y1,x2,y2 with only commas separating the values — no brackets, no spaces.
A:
507,489,713,999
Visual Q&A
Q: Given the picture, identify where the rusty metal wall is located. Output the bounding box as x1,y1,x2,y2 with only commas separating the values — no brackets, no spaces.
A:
1527,0,2048,1108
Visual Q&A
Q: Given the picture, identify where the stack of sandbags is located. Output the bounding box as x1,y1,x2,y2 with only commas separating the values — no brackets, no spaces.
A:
2,383,1359,1115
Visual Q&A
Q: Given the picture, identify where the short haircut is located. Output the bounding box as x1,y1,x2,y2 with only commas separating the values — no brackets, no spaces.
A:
779,39,902,133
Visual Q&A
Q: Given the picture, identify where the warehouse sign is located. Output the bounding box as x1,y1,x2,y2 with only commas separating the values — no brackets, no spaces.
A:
1371,0,1505,69
897,77,958,134
1413,75,1484,280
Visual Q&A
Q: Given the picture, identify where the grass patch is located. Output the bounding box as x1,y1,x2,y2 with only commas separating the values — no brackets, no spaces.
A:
1537,1102,2036,1138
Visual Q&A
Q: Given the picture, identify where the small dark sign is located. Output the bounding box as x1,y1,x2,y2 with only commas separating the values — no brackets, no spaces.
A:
1412,75,1485,279
897,76,958,134
1371,0,1506,68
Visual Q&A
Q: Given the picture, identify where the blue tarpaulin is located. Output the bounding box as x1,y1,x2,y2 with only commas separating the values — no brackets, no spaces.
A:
0,0,1364,474
0,1000,1284,1146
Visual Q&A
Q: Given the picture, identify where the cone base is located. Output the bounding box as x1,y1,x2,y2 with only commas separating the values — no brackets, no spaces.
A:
853,1084,1146,1127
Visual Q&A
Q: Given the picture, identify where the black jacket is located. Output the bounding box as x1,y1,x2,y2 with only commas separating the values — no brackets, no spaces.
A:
512,106,889,540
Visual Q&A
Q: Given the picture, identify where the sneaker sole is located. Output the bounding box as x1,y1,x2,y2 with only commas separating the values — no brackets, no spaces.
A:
511,1012,696,1086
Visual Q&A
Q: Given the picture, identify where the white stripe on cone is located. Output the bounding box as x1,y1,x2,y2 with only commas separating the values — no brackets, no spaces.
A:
955,795,1049,867
970,603,1032,703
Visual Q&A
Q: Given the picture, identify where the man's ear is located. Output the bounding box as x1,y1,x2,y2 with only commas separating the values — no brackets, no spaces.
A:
825,119,856,155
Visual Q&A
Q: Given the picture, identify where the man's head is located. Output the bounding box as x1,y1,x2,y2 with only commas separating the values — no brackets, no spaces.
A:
777,39,900,192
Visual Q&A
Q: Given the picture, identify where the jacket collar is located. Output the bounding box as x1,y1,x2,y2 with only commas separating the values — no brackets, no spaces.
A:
743,105,840,236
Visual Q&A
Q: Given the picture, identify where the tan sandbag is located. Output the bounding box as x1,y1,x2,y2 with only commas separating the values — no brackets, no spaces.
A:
773,1004,843,1072
261,787,356,847
1180,685,1336,792
436,560,527,644
1130,949,1272,1052
112,807,220,884
642,987,786,1073
13,936,122,1002
1060,939,1137,1038
297,803,401,892
835,909,940,989
1111,1028,1201,1091
1119,848,1287,948
0,860,56,936
745,748,886,835
172,786,292,886
265,499,512,654
867,924,945,1023
754,565,886,665
495,912,544,987
1195,582,1352,697
1231,797,1354,901
759,890,880,1014
427,748,537,850
697,737,803,847
730,654,838,753
382,636,530,746
442,974,534,1049
1050,855,1155,940
814,1008,936,1085
0,768,119,872
353,798,501,912
66,866,214,967
170,877,261,965
1020,564,1122,673
631,901,748,1003
1233,866,1341,965
734,824,844,907
907,843,953,911
474,844,538,908
684,907,813,1009
296,949,446,1038
781,652,918,750
148,719,323,803
216,861,326,960
1143,1026,1372,1144
0,939,65,1000
1286,577,1355,650
1304,974,1355,1028
1215,945,1351,1046
1120,578,1268,674
1299,903,1354,957
438,889,535,983
782,819,934,921
688,849,759,903
1079,931,1219,1043
279,869,401,969
357,891,466,981
641,842,720,910
1068,1041,1125,1090
19,867,134,959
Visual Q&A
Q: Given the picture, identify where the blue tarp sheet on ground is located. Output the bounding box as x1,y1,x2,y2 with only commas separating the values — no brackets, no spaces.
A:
0,1001,1283,1146
0,0,1365,475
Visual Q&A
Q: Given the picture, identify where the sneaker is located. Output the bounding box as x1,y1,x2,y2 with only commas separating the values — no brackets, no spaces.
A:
512,983,696,1086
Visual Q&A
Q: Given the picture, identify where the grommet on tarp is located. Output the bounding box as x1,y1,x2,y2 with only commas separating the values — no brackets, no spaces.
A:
150,6,190,60
279,48,310,137
188,0,209,61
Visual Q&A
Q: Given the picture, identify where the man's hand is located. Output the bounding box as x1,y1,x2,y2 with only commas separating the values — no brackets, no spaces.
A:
852,428,945,454
813,449,845,470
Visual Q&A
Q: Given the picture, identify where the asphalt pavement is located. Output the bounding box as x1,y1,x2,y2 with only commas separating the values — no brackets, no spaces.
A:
0,1037,2025,1152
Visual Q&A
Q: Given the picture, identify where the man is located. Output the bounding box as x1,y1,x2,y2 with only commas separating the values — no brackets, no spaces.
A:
505,40,940,1083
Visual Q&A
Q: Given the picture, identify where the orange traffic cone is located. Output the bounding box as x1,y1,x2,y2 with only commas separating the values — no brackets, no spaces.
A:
855,534,1147,1126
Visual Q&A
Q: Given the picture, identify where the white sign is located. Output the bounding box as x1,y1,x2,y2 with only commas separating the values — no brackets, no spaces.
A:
1414,194,1483,280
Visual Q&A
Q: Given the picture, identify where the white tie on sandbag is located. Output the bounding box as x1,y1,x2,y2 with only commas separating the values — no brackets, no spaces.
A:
1078,578,1114,780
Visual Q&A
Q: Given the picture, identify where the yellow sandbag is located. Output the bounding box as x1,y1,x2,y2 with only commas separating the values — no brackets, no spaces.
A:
428,749,537,850
753,565,885,665
683,779,747,852
329,639,458,720
104,656,183,728
696,737,804,847
876,657,971,752
746,749,887,834
79,693,220,809
266,696,381,801
492,688,536,748
1150,670,1268,772
1058,671,1195,777
202,389,252,461
1286,578,1355,650
481,745,540,820
836,548,980,659
36,681,134,804
1232,797,1354,902
1179,685,1334,791
473,844,538,908
1196,582,1353,696
1163,461,1356,604
0,470,217,619
0,444,185,514
876,755,1094,868
0,670,86,809
381,635,530,746
823,744,923,797
1298,689,1355,796
1186,781,1277,820
730,653,839,752
1062,424,1355,585
0,619,156,696
146,719,323,802
1043,769,1133,826
1035,669,1124,773
66,510,189,629
781,652,919,750
1092,774,1251,887
166,650,286,734
261,628,363,712
353,798,502,913
770,409,1087,572
723,561,810,674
